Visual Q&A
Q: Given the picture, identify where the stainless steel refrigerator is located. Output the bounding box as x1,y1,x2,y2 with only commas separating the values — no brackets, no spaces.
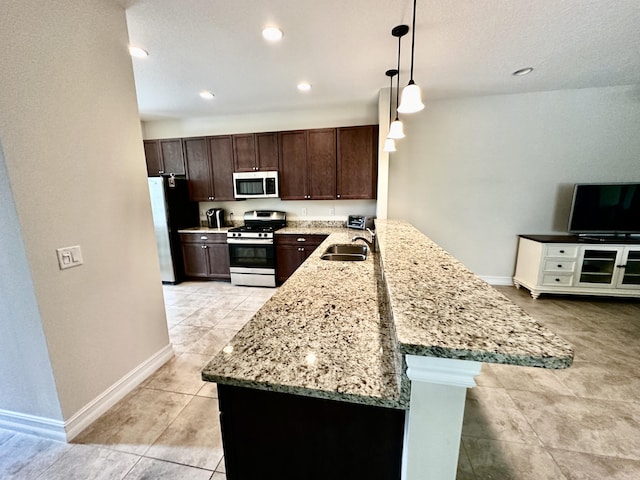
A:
148,177,199,283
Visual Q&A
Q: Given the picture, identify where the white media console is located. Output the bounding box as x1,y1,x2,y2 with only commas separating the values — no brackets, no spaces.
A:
513,235,640,299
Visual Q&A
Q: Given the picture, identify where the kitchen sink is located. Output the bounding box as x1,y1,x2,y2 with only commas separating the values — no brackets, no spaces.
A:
320,244,367,261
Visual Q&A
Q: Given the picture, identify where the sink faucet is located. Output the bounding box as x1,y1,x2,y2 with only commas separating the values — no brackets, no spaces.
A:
352,228,376,253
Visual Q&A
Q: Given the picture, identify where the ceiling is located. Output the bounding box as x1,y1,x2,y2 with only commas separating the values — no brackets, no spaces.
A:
124,0,640,121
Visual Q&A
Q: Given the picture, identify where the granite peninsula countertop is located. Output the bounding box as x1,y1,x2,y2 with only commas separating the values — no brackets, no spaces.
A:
202,220,573,409
376,220,574,369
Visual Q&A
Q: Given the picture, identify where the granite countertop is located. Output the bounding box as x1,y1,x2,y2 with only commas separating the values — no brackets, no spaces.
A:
178,226,233,234
202,229,404,408
202,220,573,409
376,220,574,369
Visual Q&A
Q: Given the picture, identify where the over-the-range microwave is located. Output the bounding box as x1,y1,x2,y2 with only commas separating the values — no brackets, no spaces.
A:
233,171,279,199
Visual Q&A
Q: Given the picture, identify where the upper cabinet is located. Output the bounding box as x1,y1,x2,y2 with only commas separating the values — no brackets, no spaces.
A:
337,125,378,200
183,136,235,201
233,132,279,172
143,139,185,176
147,124,378,200
279,125,377,200
279,129,336,200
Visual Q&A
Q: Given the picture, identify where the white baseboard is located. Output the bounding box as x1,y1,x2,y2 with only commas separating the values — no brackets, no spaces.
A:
479,275,514,286
0,410,67,441
0,343,174,442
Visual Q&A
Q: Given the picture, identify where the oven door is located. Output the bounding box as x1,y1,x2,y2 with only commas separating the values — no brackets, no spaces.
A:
228,239,276,286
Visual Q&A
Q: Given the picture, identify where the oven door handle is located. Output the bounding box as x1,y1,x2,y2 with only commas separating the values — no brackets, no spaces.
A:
227,238,273,245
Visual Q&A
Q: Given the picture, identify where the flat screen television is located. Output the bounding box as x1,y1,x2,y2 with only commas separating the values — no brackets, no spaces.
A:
568,183,640,235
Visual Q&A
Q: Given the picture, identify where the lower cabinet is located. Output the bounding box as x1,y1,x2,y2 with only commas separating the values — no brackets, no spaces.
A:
180,232,230,280
217,384,404,480
275,234,327,283
513,235,640,298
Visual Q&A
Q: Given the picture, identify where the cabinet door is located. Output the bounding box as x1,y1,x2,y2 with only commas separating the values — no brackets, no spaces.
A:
181,242,210,278
205,243,231,279
337,125,378,199
159,139,185,175
307,128,337,200
576,247,620,286
208,136,235,200
144,140,162,176
278,131,308,200
618,248,640,288
276,244,304,282
184,138,212,201
256,132,279,171
233,134,257,172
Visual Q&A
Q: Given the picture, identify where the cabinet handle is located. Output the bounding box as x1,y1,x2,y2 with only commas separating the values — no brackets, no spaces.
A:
555,278,560,282
298,247,305,252
337,194,341,198
616,264,627,268
159,170,164,174
201,236,208,240
297,238,307,242
559,250,565,254
201,245,206,249
557,264,562,268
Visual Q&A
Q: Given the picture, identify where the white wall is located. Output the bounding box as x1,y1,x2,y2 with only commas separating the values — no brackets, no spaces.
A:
142,104,378,139
387,85,640,281
0,144,62,422
0,0,170,430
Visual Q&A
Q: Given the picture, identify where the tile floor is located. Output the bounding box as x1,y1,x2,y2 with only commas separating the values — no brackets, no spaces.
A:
1,281,640,479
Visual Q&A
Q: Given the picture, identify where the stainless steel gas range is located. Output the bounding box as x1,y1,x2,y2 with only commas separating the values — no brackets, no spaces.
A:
227,210,286,287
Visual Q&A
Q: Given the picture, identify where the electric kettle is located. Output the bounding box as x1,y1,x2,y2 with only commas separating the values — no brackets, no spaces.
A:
206,208,225,228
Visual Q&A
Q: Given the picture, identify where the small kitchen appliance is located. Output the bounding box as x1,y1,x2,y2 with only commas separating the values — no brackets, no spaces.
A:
206,208,225,228
227,210,287,287
347,215,375,230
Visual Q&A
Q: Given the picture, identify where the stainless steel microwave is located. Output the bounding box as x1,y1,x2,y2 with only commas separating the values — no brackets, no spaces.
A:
233,171,279,199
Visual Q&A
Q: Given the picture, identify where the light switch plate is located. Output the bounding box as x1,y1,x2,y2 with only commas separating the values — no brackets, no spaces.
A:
56,245,83,270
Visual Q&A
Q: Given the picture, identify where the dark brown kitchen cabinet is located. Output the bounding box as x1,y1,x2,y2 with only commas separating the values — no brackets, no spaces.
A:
278,129,336,200
337,125,378,199
144,139,185,176
183,136,235,201
275,234,327,282
180,232,230,280
218,385,404,480
208,136,235,200
233,132,279,172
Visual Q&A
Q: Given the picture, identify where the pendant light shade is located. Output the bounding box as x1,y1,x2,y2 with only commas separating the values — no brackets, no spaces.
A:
388,119,405,139
397,0,424,114
383,138,397,152
397,81,424,113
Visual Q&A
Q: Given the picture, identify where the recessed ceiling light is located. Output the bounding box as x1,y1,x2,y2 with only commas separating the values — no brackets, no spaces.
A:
297,82,312,92
199,91,215,100
262,26,283,42
512,67,534,76
128,46,149,58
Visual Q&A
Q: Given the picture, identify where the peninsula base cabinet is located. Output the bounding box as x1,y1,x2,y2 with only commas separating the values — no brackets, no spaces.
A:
217,385,404,480
275,234,328,283
180,232,230,280
513,235,640,299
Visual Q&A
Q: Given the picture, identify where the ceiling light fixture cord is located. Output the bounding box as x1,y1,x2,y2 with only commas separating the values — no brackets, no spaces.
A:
409,0,417,82
388,25,408,139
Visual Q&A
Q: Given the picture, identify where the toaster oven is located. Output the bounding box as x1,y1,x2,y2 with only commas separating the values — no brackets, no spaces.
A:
347,215,375,230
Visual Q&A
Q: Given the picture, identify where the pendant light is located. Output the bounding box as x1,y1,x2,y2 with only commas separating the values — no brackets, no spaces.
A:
397,0,425,113
388,25,408,139
383,69,398,153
